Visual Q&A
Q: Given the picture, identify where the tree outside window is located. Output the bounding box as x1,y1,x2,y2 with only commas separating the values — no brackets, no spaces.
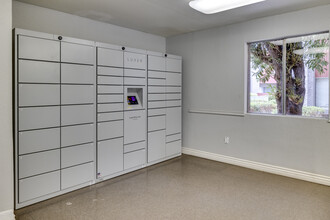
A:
248,32,329,118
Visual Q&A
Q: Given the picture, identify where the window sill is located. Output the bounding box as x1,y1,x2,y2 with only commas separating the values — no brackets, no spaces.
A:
245,112,330,123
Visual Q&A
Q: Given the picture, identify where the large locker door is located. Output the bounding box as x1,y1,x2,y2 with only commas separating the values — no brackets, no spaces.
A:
166,107,182,136
61,42,94,65
18,36,60,61
60,40,96,191
97,138,124,178
97,48,123,67
166,57,182,73
148,55,165,71
16,33,61,208
148,130,166,163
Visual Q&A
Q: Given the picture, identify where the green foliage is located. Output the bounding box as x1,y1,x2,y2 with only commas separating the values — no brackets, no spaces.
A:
250,100,277,114
250,100,327,118
302,106,326,117
305,39,329,75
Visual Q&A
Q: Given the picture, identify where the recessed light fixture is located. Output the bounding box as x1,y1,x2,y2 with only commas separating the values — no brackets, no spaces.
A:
189,0,266,14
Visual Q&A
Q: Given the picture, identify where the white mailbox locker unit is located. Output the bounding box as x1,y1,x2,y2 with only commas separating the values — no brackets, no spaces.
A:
14,28,182,209
14,29,96,208
96,43,147,180
147,52,182,164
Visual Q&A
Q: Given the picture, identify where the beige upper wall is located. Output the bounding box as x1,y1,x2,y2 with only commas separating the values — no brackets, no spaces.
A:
167,5,330,176
0,0,13,213
12,1,166,52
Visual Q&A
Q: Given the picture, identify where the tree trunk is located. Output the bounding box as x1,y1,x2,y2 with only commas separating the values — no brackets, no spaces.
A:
286,62,305,115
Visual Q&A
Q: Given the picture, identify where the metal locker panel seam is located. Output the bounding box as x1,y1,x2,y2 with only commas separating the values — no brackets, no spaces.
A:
124,141,146,153
18,60,60,83
98,76,123,85
98,103,123,112
166,107,182,136
19,149,60,179
124,77,146,86
148,109,166,117
18,35,60,61
98,47,123,67
166,72,182,86
124,110,146,145
98,112,124,122
61,105,94,126
166,133,182,143
98,94,124,103
98,85,123,94
97,138,124,178
166,58,182,73
148,130,166,163
98,120,124,140
61,64,94,84
148,71,166,79
19,128,60,155
148,86,166,94
124,149,146,170
61,42,94,65
148,55,166,71
61,85,94,105
61,162,94,190
19,171,60,203
148,101,166,109
124,69,146,78
61,124,94,147
19,84,60,107
19,106,60,131
166,87,182,93
166,140,182,157
61,143,94,168
148,94,166,101
97,66,123,76
148,115,166,132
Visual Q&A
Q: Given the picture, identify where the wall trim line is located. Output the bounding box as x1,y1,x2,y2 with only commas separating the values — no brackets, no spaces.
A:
0,209,15,220
182,147,330,186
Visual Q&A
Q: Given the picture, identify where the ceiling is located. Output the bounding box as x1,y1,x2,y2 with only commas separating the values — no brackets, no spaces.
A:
16,0,330,37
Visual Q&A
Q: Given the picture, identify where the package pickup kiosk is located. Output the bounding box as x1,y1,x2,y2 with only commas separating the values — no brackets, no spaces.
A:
14,28,181,209
96,44,147,179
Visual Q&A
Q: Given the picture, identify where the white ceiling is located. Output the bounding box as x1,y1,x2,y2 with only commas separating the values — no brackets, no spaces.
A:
16,0,330,37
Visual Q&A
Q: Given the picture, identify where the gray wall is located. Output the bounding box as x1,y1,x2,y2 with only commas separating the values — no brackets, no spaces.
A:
167,5,330,176
13,1,166,52
0,0,13,213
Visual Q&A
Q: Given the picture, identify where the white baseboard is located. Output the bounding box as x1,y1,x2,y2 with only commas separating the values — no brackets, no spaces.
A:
182,147,330,186
0,210,15,220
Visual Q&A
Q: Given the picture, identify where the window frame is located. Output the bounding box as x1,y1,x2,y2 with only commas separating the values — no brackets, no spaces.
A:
246,31,330,121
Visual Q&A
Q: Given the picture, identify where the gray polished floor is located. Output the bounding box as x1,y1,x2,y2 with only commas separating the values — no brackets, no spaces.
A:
16,155,330,220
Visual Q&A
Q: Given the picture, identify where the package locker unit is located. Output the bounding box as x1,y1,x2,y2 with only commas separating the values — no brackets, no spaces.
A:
14,28,182,209
147,52,182,164
96,43,147,179
14,29,96,208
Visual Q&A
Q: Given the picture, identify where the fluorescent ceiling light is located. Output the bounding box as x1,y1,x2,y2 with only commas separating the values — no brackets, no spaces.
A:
189,0,265,14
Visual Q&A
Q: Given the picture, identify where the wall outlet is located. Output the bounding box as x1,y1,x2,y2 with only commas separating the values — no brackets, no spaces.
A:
224,136,230,144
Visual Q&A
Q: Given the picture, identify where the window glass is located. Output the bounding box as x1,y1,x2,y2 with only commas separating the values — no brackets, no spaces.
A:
248,32,329,119
249,41,283,115
285,34,329,118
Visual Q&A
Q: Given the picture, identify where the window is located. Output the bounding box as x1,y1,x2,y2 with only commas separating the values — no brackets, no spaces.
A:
248,32,329,119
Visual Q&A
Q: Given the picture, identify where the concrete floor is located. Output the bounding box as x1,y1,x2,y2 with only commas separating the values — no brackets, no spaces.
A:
15,155,330,220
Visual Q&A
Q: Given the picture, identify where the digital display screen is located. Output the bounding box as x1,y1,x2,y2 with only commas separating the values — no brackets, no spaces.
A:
127,96,139,105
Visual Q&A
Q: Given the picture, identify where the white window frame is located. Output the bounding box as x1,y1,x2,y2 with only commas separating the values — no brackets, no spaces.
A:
245,31,330,122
